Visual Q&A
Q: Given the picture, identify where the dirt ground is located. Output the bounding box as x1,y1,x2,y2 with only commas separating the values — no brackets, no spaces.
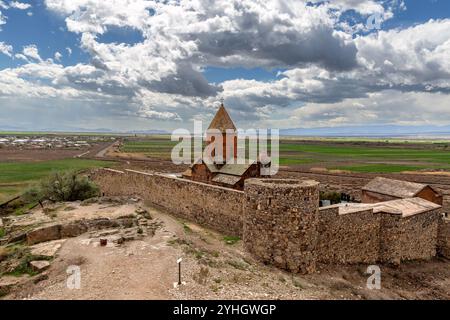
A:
0,142,112,162
4,203,449,300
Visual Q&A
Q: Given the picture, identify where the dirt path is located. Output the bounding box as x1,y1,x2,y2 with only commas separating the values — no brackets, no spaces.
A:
94,141,118,158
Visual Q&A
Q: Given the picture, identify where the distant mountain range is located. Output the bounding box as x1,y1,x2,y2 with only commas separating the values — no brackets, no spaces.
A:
0,125,169,135
3,124,450,138
280,125,450,137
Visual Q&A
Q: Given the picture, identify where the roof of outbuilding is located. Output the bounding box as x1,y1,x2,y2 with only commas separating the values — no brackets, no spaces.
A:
362,177,435,198
337,197,441,217
207,104,236,132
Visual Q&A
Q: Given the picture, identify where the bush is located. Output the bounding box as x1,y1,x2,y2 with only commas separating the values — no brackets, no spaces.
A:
24,171,100,204
22,186,44,208
320,191,341,204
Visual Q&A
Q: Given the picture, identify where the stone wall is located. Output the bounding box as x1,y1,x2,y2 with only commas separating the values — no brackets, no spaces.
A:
317,207,380,264
90,168,244,236
317,206,442,265
379,209,441,264
243,179,320,274
437,216,450,259
90,169,447,274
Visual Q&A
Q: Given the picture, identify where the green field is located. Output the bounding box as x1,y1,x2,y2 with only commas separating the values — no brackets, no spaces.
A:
0,159,115,203
120,137,450,173
279,143,450,163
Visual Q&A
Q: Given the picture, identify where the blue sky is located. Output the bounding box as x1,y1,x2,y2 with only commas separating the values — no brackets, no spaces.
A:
0,0,450,132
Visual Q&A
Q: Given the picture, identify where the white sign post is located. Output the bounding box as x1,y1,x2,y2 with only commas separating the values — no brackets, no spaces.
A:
177,258,182,286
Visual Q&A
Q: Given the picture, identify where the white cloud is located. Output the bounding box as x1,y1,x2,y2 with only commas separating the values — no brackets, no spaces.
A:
276,90,450,128
0,41,12,56
9,1,32,10
310,0,386,15
356,19,450,90
0,0,449,131
22,44,42,62
45,0,152,34
0,10,6,29
14,53,28,62
54,51,62,62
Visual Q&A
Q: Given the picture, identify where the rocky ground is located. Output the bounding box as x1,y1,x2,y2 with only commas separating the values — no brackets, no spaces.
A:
1,198,449,300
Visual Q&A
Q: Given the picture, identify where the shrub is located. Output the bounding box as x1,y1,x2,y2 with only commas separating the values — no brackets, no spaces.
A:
23,171,100,205
22,187,44,209
320,191,341,205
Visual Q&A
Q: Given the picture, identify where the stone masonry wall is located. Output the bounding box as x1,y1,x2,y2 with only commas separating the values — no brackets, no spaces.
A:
243,179,319,274
317,207,380,264
90,169,445,274
379,209,441,264
437,216,450,259
90,168,244,236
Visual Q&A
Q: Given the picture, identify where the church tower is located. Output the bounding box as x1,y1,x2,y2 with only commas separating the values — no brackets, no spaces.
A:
206,101,238,162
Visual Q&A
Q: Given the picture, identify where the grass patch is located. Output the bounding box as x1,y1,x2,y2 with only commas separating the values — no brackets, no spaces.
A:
279,143,450,165
120,139,178,159
6,259,39,277
183,246,205,260
13,202,37,216
182,223,193,233
0,159,114,184
332,164,429,173
1,245,50,277
0,159,114,202
278,157,317,165
223,235,240,245
0,227,5,238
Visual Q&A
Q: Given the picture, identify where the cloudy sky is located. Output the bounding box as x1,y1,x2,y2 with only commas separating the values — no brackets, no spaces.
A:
0,0,449,132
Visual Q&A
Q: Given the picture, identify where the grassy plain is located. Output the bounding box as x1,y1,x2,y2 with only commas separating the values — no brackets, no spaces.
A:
0,159,114,203
120,136,450,173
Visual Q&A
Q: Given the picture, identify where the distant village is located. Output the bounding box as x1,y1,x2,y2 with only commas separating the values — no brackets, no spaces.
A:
0,135,115,150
